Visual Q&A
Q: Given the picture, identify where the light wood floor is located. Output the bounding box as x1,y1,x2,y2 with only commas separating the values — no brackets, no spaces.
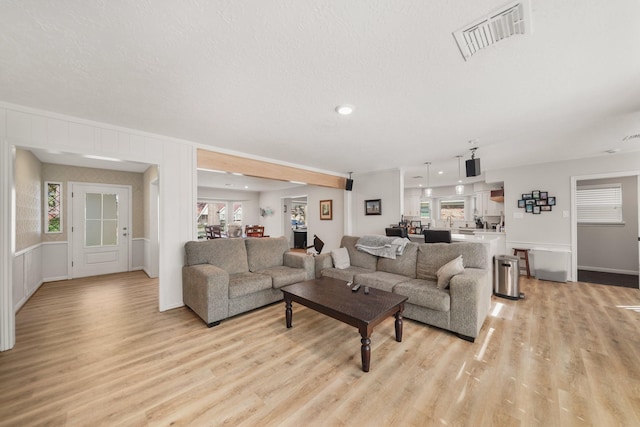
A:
1,272,639,426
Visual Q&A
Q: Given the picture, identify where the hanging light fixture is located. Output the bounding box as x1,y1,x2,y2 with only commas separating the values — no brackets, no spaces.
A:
424,162,432,197
455,155,464,195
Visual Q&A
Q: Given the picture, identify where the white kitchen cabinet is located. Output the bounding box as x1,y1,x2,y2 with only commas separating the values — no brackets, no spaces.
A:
475,191,504,217
403,193,421,217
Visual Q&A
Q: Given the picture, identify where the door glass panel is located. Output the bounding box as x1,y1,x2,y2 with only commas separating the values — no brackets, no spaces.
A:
85,192,119,247
86,193,102,219
103,194,118,220
103,220,117,245
86,219,102,246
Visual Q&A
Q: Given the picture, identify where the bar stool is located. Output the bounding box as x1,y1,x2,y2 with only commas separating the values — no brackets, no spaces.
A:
513,248,531,278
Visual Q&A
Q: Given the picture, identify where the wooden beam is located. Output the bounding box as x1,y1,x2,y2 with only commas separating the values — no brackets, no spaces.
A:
197,149,347,190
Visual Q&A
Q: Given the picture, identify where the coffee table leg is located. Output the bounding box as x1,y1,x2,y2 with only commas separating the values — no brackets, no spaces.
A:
360,335,371,372
395,304,404,342
285,298,292,328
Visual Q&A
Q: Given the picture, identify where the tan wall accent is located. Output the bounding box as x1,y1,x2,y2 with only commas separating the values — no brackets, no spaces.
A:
41,164,145,242
197,149,347,190
143,165,158,239
15,149,42,252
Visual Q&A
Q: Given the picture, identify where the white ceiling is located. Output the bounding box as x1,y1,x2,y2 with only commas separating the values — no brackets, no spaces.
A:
2,1,640,189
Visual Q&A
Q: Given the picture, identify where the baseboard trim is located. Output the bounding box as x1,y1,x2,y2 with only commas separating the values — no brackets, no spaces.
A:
43,275,69,282
578,266,639,276
15,279,44,313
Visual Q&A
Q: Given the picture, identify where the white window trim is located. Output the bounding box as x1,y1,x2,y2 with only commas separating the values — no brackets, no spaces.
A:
44,181,63,234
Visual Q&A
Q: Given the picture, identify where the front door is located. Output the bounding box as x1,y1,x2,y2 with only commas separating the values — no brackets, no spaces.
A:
71,183,130,278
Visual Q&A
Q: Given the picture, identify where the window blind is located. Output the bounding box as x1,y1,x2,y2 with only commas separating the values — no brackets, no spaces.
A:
576,184,622,223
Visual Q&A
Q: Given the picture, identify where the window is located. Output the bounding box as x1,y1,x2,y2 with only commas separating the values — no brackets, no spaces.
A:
85,192,118,246
45,181,62,233
419,201,431,220
577,184,623,224
440,198,465,220
196,201,243,239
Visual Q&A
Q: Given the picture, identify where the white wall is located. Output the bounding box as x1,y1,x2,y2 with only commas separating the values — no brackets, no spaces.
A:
351,169,402,236
487,152,640,280
1,103,196,350
577,176,638,275
13,244,43,312
258,185,345,253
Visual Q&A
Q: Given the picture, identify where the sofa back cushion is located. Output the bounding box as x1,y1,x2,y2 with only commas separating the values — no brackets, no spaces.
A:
417,242,488,281
184,239,249,274
341,236,377,271
245,236,290,271
376,242,418,278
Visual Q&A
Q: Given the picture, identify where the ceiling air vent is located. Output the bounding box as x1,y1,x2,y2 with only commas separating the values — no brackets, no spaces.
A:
453,0,532,61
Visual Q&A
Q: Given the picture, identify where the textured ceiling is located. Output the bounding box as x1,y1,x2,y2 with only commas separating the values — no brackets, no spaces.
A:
1,0,640,188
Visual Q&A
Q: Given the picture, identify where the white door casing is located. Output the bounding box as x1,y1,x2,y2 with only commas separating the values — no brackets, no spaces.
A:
69,183,131,279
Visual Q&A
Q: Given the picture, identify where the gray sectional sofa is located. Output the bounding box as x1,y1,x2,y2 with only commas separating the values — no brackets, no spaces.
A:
315,236,491,341
182,237,314,326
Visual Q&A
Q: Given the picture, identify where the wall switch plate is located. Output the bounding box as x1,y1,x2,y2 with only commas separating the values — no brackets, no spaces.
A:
513,212,524,219
563,210,569,218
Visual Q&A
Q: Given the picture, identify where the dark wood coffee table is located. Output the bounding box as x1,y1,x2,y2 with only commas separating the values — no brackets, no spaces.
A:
281,277,408,372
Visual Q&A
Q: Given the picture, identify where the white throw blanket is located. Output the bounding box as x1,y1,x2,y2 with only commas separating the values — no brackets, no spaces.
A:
355,235,411,259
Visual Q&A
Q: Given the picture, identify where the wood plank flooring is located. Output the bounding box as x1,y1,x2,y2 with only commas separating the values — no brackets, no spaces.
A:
1,271,639,426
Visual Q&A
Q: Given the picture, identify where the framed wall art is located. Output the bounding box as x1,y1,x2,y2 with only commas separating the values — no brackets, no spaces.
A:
365,199,382,215
518,190,556,214
320,200,333,220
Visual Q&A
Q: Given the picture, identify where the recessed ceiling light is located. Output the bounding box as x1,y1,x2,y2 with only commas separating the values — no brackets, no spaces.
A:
335,105,354,115
244,185,249,189
438,171,444,175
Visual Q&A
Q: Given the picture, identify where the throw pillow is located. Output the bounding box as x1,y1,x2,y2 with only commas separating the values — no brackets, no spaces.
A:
331,247,350,269
436,255,464,289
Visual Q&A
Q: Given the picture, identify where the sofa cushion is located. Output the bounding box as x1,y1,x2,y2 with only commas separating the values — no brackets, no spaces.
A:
417,242,488,281
393,279,451,312
245,237,289,271
436,255,464,289
331,247,351,269
255,266,308,289
341,236,378,271
321,266,373,282
376,242,418,278
353,271,408,293
184,239,249,274
228,272,272,298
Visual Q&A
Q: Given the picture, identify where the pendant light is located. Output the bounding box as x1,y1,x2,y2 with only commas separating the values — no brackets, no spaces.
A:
455,155,464,195
424,162,432,197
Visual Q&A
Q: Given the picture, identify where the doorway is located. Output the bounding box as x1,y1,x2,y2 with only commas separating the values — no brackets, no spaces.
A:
572,173,639,288
70,183,132,278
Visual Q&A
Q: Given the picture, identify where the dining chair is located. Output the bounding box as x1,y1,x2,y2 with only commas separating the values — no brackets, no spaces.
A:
423,229,452,243
245,225,265,237
205,225,224,239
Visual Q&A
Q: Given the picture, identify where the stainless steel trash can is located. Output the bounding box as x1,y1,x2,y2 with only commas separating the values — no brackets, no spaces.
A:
494,255,521,300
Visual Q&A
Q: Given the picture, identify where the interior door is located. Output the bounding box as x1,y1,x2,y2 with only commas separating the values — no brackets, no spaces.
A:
71,183,130,278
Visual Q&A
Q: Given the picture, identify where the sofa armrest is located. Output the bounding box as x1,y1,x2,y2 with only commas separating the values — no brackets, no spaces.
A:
284,252,315,280
449,268,491,338
182,264,230,325
314,253,333,278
